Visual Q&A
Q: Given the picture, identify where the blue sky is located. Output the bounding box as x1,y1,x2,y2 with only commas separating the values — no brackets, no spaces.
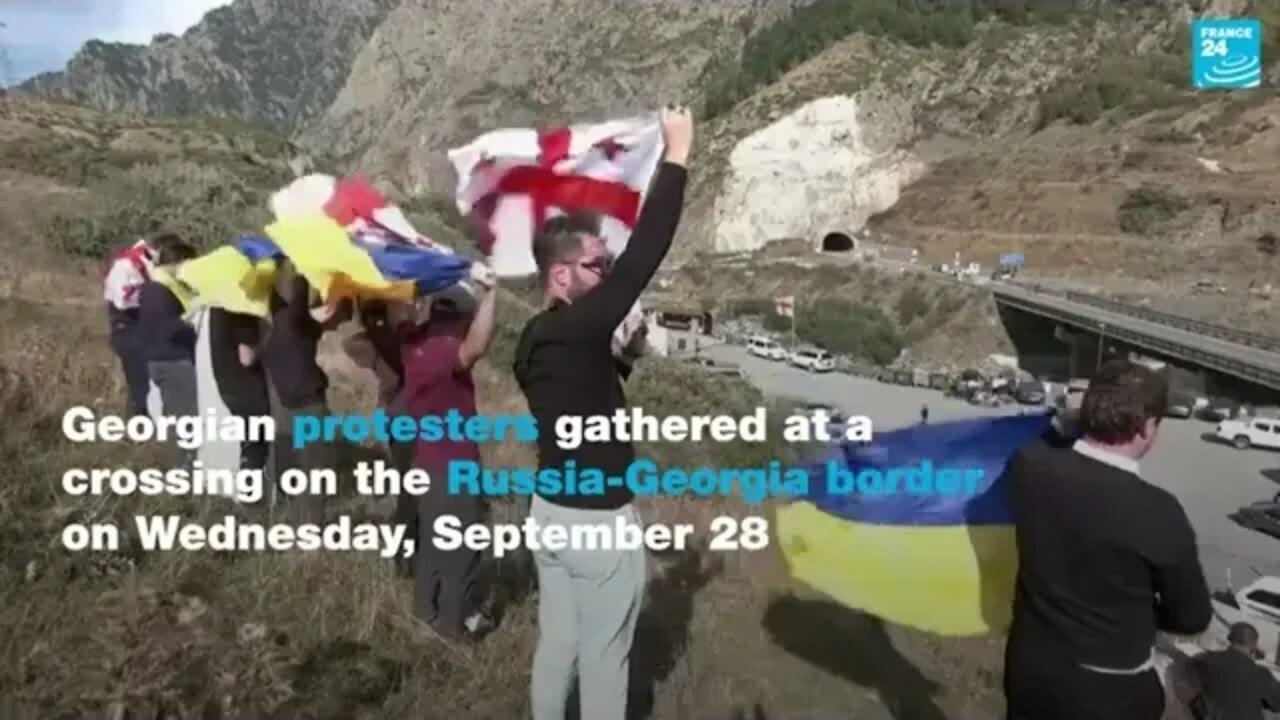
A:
1,0,232,85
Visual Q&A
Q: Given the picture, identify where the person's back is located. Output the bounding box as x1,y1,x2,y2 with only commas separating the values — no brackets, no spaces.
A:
259,268,348,523
138,238,199,421
206,307,268,415
202,306,270,472
262,272,328,411
1004,359,1211,720
1007,441,1207,664
1192,624,1280,720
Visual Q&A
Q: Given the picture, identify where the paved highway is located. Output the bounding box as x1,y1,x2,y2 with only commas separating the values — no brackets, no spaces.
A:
993,283,1280,387
703,343,1280,587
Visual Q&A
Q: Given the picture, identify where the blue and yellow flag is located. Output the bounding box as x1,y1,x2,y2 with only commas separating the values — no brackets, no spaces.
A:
179,221,473,314
178,236,281,318
776,412,1054,637
262,215,471,303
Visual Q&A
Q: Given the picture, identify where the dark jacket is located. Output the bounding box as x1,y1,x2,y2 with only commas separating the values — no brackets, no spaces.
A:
1193,647,1280,720
262,277,328,409
138,281,196,363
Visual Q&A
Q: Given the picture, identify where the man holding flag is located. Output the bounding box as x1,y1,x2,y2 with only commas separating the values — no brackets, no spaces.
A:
511,105,692,720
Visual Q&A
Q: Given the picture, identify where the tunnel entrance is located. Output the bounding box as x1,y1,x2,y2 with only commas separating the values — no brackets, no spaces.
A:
820,232,855,252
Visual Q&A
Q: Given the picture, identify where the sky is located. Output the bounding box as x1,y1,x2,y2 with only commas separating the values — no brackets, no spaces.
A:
0,0,232,85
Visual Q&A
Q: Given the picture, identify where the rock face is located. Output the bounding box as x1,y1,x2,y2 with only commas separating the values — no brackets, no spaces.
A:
710,94,927,254
302,0,814,193
19,0,397,135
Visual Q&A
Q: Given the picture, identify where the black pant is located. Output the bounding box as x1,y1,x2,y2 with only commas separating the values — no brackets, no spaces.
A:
267,400,332,526
110,332,149,418
1006,665,1165,720
413,460,485,632
389,440,417,576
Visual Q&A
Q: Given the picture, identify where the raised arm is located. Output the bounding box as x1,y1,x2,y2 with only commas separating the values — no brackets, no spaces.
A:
557,107,693,337
1152,499,1212,635
458,264,497,370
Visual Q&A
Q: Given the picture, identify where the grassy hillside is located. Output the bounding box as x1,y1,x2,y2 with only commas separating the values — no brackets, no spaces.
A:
2,98,1021,720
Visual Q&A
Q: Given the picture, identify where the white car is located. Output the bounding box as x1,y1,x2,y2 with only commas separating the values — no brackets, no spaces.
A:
683,356,744,378
789,347,835,373
1216,417,1280,450
746,336,787,361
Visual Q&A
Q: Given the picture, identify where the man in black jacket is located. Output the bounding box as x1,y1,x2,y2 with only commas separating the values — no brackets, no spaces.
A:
1004,358,1212,720
261,266,349,523
513,105,692,720
1191,622,1280,720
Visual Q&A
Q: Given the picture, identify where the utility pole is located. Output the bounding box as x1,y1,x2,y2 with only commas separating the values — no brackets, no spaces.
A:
790,299,797,351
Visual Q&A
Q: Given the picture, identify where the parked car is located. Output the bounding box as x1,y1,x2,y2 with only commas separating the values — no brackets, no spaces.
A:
797,402,846,428
1228,497,1280,540
1014,380,1045,405
1063,378,1089,412
683,356,744,378
746,335,787,361
790,347,835,373
1198,398,1239,422
1214,417,1280,450
1165,394,1194,419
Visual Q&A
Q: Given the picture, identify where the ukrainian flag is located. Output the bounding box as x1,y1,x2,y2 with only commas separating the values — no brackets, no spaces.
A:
263,215,471,303
776,412,1054,637
178,236,282,318
179,225,472,314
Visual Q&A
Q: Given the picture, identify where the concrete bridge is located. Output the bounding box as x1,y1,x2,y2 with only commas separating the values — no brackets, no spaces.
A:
992,282,1280,396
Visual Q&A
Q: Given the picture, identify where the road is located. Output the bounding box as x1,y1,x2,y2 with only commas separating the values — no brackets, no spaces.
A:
703,343,1280,586
994,283,1280,387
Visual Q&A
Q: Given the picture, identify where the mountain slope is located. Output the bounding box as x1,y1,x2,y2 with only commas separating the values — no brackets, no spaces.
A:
302,0,815,193
18,0,397,135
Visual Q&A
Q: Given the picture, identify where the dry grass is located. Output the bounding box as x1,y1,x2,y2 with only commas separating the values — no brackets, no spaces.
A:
0,272,1013,720
0,94,1016,720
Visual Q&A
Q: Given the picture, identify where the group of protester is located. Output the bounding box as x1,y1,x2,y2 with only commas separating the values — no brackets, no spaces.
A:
98,106,690,719
99,103,1277,720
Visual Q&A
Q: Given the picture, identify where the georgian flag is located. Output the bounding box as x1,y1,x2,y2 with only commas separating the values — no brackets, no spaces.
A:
103,239,156,310
447,114,665,358
446,114,665,278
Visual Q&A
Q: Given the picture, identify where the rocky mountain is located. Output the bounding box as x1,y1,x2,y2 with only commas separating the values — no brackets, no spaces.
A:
18,0,398,135
15,0,1279,332
303,0,817,193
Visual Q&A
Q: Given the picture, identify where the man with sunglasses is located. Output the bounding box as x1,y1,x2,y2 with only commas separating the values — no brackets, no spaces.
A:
513,105,694,720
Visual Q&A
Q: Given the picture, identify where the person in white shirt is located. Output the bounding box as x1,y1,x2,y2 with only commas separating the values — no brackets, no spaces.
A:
102,234,174,417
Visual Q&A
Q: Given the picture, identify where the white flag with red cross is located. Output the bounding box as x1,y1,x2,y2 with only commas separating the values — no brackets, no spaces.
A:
446,113,665,278
775,295,795,318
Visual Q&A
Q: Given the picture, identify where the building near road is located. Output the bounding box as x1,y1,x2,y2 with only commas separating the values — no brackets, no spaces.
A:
645,323,707,358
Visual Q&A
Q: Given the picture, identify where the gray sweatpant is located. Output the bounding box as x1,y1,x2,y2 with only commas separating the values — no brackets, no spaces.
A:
529,495,647,720
148,359,197,466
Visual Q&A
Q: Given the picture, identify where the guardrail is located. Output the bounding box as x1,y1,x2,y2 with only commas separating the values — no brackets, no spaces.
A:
1004,282,1280,352
995,291,1280,389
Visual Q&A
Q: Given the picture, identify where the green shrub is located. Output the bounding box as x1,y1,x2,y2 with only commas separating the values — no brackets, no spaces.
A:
1117,185,1189,235
43,161,282,258
703,0,1090,120
757,297,903,365
895,284,933,325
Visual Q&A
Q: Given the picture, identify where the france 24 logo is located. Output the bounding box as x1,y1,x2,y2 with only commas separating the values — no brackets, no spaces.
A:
1192,18,1263,89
